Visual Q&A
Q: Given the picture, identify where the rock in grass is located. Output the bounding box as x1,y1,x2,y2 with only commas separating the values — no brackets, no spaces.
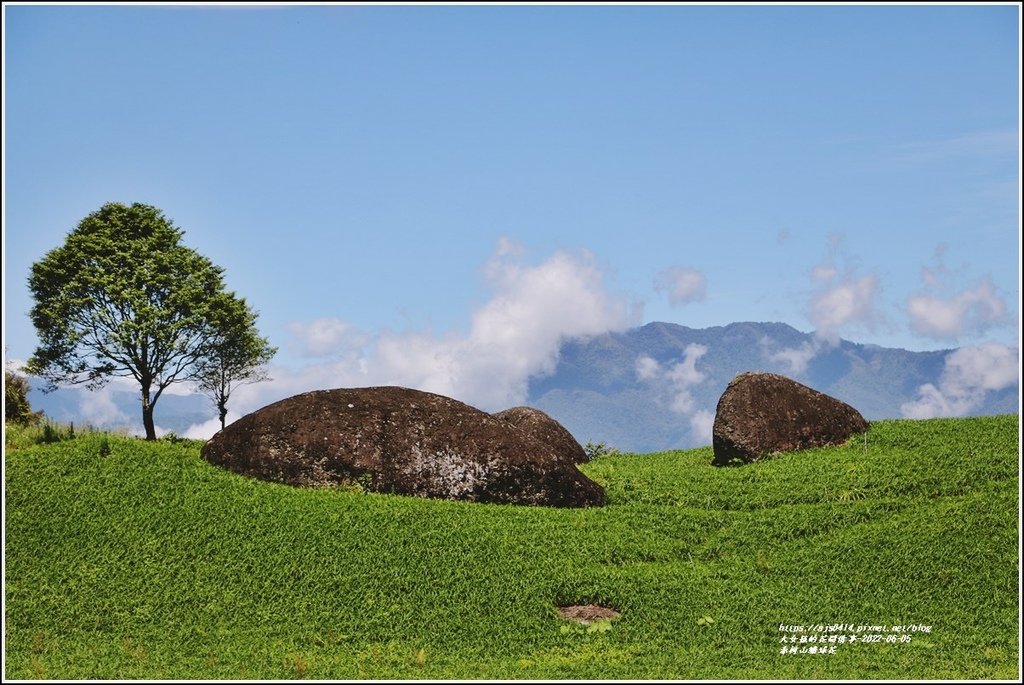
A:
712,372,869,466
492,405,590,464
201,386,605,508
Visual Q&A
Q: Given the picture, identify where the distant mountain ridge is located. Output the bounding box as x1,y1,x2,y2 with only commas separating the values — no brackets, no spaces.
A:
25,384,212,438
24,321,1018,453
525,321,1018,453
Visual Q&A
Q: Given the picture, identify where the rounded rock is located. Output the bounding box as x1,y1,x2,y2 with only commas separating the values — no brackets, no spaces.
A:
712,372,869,466
492,405,590,464
201,386,605,507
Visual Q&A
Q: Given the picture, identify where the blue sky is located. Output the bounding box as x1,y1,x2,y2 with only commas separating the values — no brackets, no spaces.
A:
3,3,1020,435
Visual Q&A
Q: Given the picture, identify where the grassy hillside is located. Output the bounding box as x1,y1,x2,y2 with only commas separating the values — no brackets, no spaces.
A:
4,416,1019,680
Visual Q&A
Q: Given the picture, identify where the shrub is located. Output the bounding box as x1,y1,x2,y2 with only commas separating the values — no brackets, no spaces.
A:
5,369,42,425
39,420,75,444
583,440,620,460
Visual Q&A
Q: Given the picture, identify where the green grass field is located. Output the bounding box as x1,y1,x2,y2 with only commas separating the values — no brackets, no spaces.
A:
4,415,1020,680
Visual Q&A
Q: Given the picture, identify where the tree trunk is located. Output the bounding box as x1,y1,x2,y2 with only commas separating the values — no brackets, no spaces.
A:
218,399,227,430
141,382,157,441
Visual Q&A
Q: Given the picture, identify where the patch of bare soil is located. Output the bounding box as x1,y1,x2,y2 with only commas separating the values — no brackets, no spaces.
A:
556,604,621,624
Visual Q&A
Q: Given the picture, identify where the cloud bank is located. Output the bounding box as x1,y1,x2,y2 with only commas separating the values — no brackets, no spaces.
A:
286,318,369,358
901,342,1019,419
906,277,1006,341
635,343,714,443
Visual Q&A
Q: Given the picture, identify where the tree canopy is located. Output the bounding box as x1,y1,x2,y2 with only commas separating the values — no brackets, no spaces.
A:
26,202,275,439
5,366,40,425
193,295,277,429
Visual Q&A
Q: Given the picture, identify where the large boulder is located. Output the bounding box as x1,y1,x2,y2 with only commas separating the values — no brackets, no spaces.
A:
493,406,590,464
712,372,869,465
201,386,605,507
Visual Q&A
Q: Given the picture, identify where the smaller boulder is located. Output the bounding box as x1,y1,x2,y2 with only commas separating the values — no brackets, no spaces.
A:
712,372,869,465
493,406,590,464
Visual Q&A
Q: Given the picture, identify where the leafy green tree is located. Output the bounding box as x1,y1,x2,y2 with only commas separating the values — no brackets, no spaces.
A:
194,295,277,430
4,366,41,425
25,202,273,440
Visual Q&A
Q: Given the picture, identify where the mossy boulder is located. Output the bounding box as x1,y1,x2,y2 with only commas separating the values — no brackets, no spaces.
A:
712,372,869,465
493,405,589,464
201,386,605,507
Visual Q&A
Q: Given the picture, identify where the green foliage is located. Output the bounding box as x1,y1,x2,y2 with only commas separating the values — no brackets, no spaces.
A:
560,619,615,636
583,440,620,461
4,416,1018,680
5,419,92,450
191,295,277,429
159,431,204,450
3,423,35,451
24,202,272,440
40,420,67,444
4,369,41,425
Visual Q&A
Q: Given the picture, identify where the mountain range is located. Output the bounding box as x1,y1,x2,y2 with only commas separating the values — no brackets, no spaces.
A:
23,321,1018,453
524,321,1017,452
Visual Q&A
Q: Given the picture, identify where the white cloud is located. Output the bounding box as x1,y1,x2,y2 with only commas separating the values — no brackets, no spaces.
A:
811,265,838,281
635,355,661,381
666,343,707,387
769,244,881,373
906,277,1006,341
803,234,880,343
901,342,1019,419
287,318,369,358
183,413,242,440
77,386,132,427
900,383,963,418
670,392,697,415
654,266,707,306
159,382,202,397
368,243,638,409
634,344,712,438
690,409,715,444
809,273,879,344
180,239,638,435
943,342,1019,392
493,235,526,259
905,246,1009,342
769,339,821,376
